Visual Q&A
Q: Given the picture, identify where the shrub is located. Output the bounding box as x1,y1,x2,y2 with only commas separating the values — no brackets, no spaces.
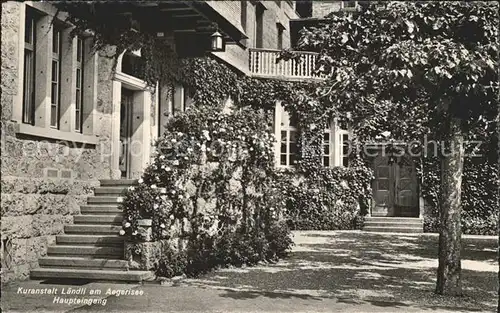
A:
155,221,293,278
156,247,188,278
421,158,498,235
283,164,373,230
462,213,498,236
266,220,295,260
120,106,294,278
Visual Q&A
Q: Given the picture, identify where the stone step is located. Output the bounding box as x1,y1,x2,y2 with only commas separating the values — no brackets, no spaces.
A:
73,215,123,225
47,245,123,257
94,187,129,196
80,205,122,215
365,217,423,223
31,268,154,282
364,221,423,227
99,179,138,187
87,196,124,205
56,234,123,246
65,225,122,235
363,226,423,233
38,256,129,269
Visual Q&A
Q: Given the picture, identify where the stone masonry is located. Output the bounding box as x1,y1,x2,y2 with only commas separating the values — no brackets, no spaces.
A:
1,0,302,283
1,1,118,283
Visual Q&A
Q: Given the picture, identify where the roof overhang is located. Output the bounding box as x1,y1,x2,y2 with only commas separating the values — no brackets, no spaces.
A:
134,1,247,45
56,1,248,56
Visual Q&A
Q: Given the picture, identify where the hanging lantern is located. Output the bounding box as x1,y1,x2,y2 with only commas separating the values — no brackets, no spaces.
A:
210,31,224,52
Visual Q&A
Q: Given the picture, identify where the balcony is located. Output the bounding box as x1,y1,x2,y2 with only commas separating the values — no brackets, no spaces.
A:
249,48,325,81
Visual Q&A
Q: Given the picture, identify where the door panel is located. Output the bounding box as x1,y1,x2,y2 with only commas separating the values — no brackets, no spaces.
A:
395,163,419,216
119,89,134,178
372,156,393,216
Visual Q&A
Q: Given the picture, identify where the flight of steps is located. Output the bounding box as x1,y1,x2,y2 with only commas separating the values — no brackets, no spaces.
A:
363,217,424,233
30,179,154,282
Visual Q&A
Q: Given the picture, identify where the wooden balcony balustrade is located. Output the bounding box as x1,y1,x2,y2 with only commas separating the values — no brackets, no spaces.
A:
249,48,326,81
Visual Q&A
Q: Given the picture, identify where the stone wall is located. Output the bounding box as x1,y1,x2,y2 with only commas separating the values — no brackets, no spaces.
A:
0,1,117,283
212,1,298,74
0,0,284,284
122,155,269,271
311,1,344,18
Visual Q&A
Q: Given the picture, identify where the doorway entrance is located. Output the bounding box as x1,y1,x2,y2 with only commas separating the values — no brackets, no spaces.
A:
372,154,419,217
119,88,134,178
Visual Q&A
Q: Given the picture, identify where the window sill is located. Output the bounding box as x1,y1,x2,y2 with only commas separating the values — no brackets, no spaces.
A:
15,123,99,145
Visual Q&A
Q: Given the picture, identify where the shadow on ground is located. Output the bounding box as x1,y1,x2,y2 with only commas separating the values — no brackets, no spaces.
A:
185,231,497,312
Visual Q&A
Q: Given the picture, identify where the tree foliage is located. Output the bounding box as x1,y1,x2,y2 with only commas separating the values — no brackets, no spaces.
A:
297,1,498,144
295,1,499,297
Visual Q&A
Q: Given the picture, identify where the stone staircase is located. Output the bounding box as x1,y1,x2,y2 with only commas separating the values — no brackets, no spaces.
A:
363,217,424,233
30,179,154,282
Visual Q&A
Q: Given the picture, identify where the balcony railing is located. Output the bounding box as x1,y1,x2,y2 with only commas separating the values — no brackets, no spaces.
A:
249,48,325,81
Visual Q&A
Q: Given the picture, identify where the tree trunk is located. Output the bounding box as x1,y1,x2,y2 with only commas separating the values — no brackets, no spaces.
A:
435,117,464,296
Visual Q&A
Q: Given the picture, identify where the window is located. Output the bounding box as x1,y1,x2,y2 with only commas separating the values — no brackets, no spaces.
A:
23,11,36,125
296,0,312,18
277,25,284,50
321,120,349,167
335,119,350,167
341,1,357,8
171,84,195,115
122,51,145,80
322,129,333,167
183,85,195,109
50,26,62,128
279,110,298,167
341,132,349,167
75,37,84,132
255,4,264,48
16,5,98,143
240,0,247,32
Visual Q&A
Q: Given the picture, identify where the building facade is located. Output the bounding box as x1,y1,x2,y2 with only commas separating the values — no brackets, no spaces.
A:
1,0,422,283
0,0,308,283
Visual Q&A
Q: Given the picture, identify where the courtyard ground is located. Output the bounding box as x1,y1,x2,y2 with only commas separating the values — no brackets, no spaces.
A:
1,231,497,313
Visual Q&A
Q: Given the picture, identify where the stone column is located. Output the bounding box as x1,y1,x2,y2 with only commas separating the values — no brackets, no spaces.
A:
82,37,97,136
11,2,25,122
59,28,77,132
111,80,122,179
34,15,53,128
128,90,151,178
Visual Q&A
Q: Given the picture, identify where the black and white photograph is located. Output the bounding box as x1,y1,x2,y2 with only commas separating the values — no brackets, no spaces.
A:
0,1,499,312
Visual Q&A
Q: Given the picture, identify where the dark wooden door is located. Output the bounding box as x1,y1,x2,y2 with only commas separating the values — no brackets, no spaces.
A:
372,154,418,217
394,159,419,217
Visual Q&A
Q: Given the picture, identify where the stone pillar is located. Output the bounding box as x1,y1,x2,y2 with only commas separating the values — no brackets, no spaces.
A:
129,90,151,178
59,29,77,132
82,38,97,136
111,80,122,179
11,1,25,123
34,15,53,128
158,83,172,136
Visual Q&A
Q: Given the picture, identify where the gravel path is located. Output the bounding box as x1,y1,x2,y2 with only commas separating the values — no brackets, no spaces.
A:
2,230,497,312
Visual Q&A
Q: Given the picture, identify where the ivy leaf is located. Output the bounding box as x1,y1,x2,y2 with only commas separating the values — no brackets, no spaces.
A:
341,33,349,45
405,20,415,33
